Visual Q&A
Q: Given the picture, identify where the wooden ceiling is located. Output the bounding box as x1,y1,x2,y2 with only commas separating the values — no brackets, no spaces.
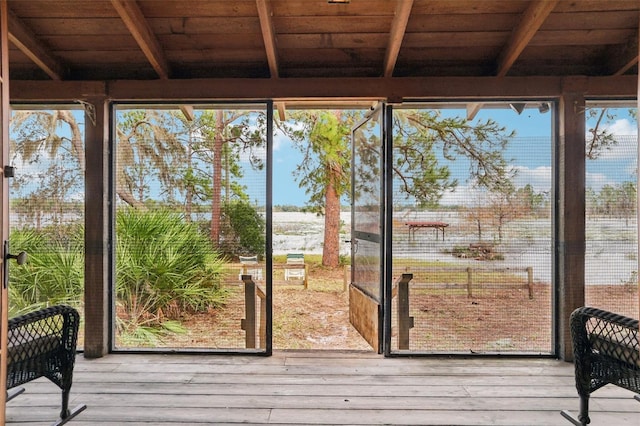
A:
5,0,638,83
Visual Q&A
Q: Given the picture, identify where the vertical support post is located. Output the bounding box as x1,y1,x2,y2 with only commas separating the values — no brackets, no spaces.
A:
557,85,586,361
397,274,413,350
259,289,266,349
242,278,256,348
636,13,640,353
0,0,9,419
84,96,109,358
466,267,473,298
527,266,534,299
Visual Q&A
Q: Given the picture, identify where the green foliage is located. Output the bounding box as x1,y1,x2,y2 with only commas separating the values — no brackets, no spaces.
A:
116,209,227,344
280,109,515,210
393,110,515,204
283,110,353,214
9,225,84,317
587,181,637,217
219,200,266,257
586,108,618,160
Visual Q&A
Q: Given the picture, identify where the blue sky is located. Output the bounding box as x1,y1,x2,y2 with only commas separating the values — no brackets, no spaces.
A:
271,104,637,207
11,104,638,208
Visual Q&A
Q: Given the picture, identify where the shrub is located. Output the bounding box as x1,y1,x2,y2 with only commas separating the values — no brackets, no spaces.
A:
9,225,84,317
219,200,265,258
116,209,227,345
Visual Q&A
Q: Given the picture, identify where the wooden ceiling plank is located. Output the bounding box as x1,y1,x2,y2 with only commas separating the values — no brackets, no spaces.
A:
496,0,559,77
256,0,279,78
7,8,66,80
110,0,171,79
383,0,414,77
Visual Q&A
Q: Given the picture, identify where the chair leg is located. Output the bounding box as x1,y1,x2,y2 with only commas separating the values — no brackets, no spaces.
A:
578,394,590,425
51,404,87,426
560,394,590,426
6,387,25,402
53,388,86,425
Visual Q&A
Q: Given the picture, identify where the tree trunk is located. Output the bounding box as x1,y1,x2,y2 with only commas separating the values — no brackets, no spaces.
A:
185,143,193,222
210,110,224,245
117,187,147,210
322,172,341,267
57,110,86,171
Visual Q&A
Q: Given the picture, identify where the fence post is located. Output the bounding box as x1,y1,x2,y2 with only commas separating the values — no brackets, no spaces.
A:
343,265,350,292
466,267,473,297
257,286,266,349
397,274,414,350
526,267,534,299
241,277,256,348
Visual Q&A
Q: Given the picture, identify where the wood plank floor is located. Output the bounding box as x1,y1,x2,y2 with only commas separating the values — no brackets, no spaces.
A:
6,351,639,425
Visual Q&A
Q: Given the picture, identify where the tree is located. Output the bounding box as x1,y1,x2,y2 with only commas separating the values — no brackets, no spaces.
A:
514,184,548,216
278,111,352,267
586,107,637,160
10,110,85,228
184,110,265,247
115,110,187,209
280,108,516,267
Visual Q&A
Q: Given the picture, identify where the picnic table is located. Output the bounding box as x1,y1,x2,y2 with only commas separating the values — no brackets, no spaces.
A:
405,221,449,241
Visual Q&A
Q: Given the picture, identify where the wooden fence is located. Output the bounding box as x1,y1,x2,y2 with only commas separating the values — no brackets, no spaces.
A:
395,265,535,298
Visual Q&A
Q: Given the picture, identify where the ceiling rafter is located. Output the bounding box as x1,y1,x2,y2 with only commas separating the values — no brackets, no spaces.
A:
110,0,171,79
496,0,558,77
256,0,287,120
466,0,557,121
7,8,66,80
110,0,198,121
383,0,414,78
256,0,279,78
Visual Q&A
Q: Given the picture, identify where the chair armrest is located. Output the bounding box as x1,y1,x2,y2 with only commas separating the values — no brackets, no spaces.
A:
570,307,639,368
8,305,80,357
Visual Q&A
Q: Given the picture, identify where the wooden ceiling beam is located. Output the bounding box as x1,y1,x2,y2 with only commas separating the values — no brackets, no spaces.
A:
110,0,171,79
10,76,636,102
256,0,287,120
7,8,66,80
496,0,558,77
256,0,279,78
466,103,483,121
179,105,195,121
383,0,414,78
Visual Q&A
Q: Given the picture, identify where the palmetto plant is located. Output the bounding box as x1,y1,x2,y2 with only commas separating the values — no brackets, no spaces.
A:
8,225,84,317
115,209,227,345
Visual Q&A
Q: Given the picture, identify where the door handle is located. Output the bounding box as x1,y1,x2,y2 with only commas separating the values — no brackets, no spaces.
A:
6,251,27,265
3,240,27,289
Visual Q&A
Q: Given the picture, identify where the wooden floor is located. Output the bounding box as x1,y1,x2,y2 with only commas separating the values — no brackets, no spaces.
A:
6,351,639,425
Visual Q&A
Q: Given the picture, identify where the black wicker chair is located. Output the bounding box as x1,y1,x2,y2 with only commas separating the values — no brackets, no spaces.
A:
561,306,639,425
7,305,86,425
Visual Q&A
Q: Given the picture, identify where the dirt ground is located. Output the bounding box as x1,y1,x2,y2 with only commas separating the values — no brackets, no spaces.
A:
170,265,639,352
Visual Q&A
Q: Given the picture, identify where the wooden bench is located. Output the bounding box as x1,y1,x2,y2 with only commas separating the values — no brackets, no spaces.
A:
561,306,639,425
7,305,86,425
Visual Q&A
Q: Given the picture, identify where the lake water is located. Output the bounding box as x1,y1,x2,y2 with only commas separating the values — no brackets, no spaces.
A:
273,211,637,286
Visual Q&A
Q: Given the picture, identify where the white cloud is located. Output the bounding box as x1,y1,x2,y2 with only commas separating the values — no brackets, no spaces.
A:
585,118,637,161
512,166,551,192
586,172,616,190
440,185,481,207
605,118,637,136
